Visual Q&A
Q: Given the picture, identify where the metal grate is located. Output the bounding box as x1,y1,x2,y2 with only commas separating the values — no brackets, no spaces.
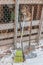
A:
19,4,42,21
0,4,15,23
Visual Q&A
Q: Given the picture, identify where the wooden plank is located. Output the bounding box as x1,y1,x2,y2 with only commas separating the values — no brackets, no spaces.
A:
0,33,14,39
17,34,43,42
0,0,15,4
0,23,14,30
0,39,13,45
17,20,39,28
0,44,13,50
0,29,43,39
0,34,43,45
18,0,43,4
32,20,39,26
0,20,40,30
17,39,36,44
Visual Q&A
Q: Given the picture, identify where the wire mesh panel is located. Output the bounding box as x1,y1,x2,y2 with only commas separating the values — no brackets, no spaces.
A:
0,4,15,23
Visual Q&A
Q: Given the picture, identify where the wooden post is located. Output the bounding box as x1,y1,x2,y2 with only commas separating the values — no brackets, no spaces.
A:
14,0,19,49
